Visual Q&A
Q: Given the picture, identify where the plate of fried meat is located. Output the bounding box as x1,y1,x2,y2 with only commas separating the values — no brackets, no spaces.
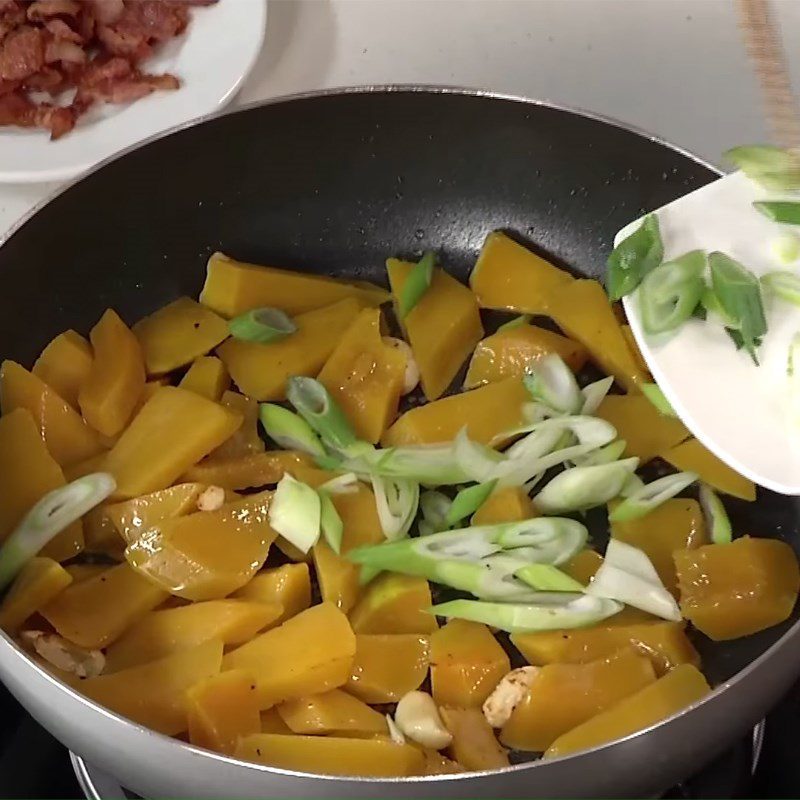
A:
0,0,266,182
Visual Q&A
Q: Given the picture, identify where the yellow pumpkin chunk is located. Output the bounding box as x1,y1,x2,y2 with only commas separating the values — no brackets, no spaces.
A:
469,231,574,314
105,599,282,672
471,486,536,525
660,438,756,501
82,506,123,559
430,619,510,708
277,688,388,735
439,707,509,771
41,563,167,649
313,541,360,614
346,633,430,703
217,298,362,401
512,621,699,677
81,640,223,736
595,394,688,462
349,573,437,635
387,259,483,401
32,330,93,410
182,451,308,491
125,491,277,601
675,537,800,640
500,649,656,751
223,602,356,709
421,749,465,775
104,386,242,499
464,324,587,388
611,498,707,595
179,356,230,401
548,279,646,392
0,557,72,633
64,564,109,583
233,563,311,624
133,297,229,375
187,669,261,755
208,391,264,461
544,664,710,758
234,733,424,777
79,309,146,438
382,378,529,447
0,408,84,561
0,360,104,467
200,251,390,317
561,549,603,585
335,486,385,552
260,707,293,734
317,308,406,442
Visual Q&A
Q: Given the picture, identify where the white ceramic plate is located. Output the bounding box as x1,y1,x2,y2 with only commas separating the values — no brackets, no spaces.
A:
0,0,267,183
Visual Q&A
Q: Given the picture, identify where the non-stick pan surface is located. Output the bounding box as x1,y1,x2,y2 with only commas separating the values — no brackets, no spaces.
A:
1,88,798,798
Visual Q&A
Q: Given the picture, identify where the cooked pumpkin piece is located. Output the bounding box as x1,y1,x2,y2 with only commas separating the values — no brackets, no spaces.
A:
133,297,229,376
81,639,224,736
233,733,424,777
0,360,104,468
187,669,261,755
179,356,230,401
349,573,437,635
223,602,356,708
386,259,483,401
346,633,430,703
561,549,603,585
430,619,510,708
439,706,510,771
233,563,311,624
277,688,388,735
464,323,588,389
0,557,72,633
125,491,277,601
82,506,123,559
313,541,361,614
469,231,574,314
500,648,656,751
317,308,406,442
674,537,800,640
544,664,710,758
217,298,362,401
182,451,309,491
200,251,390,317
32,330,93,410
382,378,529,447
471,485,537,525
208,391,265,460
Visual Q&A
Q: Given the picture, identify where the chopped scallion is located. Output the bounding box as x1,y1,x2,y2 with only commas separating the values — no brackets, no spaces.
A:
259,403,326,458
370,475,419,541
754,201,800,225
268,473,321,554
445,480,497,528
398,251,435,318
580,376,614,415
640,383,677,417
771,233,800,265
497,314,531,332
698,483,732,545
318,491,344,553
608,471,698,522
606,214,664,301
761,270,800,306
420,490,451,532
725,145,800,192
228,307,296,343
639,250,706,335
515,563,585,592
523,354,582,415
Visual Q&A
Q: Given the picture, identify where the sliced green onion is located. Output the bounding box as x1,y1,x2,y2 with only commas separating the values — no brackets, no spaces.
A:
709,252,767,365
586,539,681,621
497,314,531,333
606,214,664,301
319,472,360,495
358,565,382,586
318,491,344,554
259,403,326,458
533,458,639,514
700,286,737,326
445,480,497,528
572,439,627,467
370,476,419,541
699,483,732,545
430,595,622,634
771,233,800,265
420,490,451,532
620,472,645,498
754,201,800,225
639,250,706,335
267,474,321,554
515,563,584,592
761,270,800,306
347,444,470,486
0,473,116,590
286,377,365,456
523,354,582,415
398,251,435,318
453,428,505,483
725,145,800,192
640,383,677,417
228,307,296,343
608,471,698,522
580,376,614,415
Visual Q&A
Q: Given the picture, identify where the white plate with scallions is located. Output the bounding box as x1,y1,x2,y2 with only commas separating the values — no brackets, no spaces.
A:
616,147,800,496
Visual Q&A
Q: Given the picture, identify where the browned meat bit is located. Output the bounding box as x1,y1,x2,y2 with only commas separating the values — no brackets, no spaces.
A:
0,25,43,81
44,18,83,43
97,0,188,61
76,55,179,106
26,0,81,21
0,89,75,138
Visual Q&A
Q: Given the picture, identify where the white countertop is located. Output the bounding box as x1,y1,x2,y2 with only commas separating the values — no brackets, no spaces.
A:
2,0,799,233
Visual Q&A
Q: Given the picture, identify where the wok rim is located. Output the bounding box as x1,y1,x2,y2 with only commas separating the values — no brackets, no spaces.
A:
1,85,771,785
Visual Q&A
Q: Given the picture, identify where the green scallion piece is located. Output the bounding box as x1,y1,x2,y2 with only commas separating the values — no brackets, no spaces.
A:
608,471,698,522
606,214,664,301
639,250,706,335
725,145,800,192
700,286,737,326
228,307,296,344
771,233,800,265
515,563,585,592
709,252,767,365
573,439,627,467
523,353,583,414
420,490,451,532
0,473,116,590
761,270,800,306
698,483,732,545
497,315,532,332
319,491,344,554
445,480,497,528
259,403,326,458
640,383,677,417
754,201,800,225
398,251,435,318
268,474,321,554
